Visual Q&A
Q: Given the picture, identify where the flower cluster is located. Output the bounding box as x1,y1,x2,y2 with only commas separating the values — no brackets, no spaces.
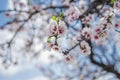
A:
92,26,108,44
80,16,112,45
47,13,92,56
46,0,120,58
47,20,67,37
82,14,94,24
47,15,67,52
47,20,58,36
65,6,80,22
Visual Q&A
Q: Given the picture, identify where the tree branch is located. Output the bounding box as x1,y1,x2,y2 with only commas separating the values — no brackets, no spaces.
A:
88,40,120,79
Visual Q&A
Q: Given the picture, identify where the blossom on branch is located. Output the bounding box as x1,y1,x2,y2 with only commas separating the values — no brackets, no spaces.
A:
47,20,58,36
80,40,91,55
65,6,80,22
82,27,91,40
114,0,120,12
46,15,67,52
58,20,67,37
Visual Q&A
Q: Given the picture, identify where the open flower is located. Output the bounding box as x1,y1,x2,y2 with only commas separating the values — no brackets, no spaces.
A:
66,6,80,22
58,20,67,37
80,41,91,55
114,0,120,12
82,27,91,39
47,20,67,37
91,25,108,45
82,14,94,24
112,18,120,31
48,20,58,36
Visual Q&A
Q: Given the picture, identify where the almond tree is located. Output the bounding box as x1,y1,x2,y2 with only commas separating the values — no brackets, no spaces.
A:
0,0,120,79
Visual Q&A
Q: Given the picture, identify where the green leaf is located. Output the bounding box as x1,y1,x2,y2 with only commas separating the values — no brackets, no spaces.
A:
55,12,64,22
52,16,56,20
60,12,64,17
47,36,51,43
110,0,116,4
56,18,59,22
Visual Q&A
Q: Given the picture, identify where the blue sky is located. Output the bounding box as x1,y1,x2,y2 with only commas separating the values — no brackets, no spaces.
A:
0,66,41,80
0,0,11,27
0,0,44,80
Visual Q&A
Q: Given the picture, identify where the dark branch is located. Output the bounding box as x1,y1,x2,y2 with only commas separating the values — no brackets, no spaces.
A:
88,40,120,79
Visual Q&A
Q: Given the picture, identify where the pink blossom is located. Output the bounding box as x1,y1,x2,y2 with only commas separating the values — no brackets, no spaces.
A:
114,0,120,12
47,20,67,52
80,41,91,55
52,45,61,52
112,18,120,30
47,20,67,37
66,6,80,22
82,27,91,39
58,20,67,37
76,34,82,41
62,0,70,6
79,0,88,14
48,20,58,36
82,14,94,24
91,25,108,45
